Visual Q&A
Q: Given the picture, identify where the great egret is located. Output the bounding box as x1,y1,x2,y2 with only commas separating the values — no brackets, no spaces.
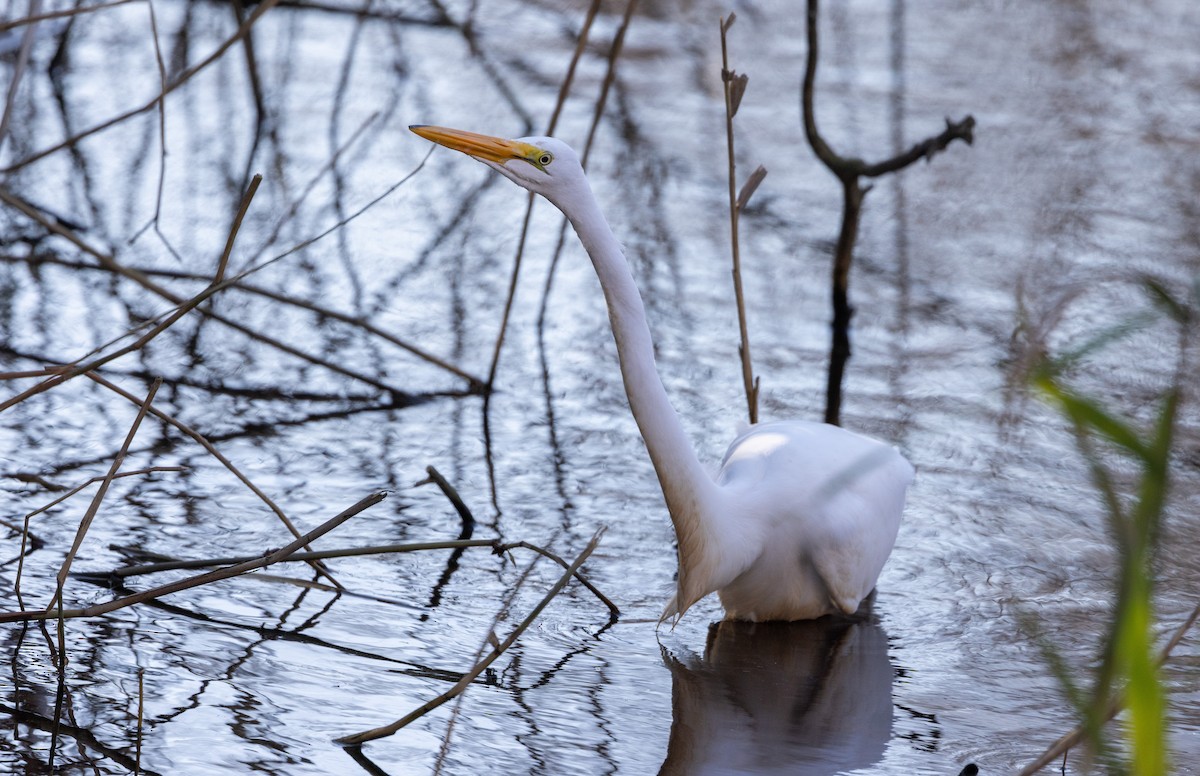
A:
410,125,913,623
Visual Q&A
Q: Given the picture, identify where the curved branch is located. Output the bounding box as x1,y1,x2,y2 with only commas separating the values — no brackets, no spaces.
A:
860,115,975,178
801,0,844,175
803,0,974,182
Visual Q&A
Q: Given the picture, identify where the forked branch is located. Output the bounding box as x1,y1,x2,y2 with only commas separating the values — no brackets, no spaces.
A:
802,0,973,426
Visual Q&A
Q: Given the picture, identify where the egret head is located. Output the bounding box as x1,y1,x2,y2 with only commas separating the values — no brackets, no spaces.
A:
410,125,585,208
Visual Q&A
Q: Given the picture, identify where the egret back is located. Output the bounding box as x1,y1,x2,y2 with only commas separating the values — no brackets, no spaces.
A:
711,420,912,621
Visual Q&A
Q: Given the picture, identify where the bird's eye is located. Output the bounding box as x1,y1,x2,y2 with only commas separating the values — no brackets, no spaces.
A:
538,152,553,167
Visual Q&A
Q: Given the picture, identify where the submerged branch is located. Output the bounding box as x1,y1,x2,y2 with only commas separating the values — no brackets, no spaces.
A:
334,528,606,746
0,491,386,624
1018,601,1200,775
103,536,619,616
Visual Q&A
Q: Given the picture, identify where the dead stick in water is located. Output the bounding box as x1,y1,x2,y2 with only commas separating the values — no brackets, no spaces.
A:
0,491,386,624
47,378,161,613
14,466,183,606
105,537,619,616
335,528,605,746
1017,601,1200,775
86,372,343,588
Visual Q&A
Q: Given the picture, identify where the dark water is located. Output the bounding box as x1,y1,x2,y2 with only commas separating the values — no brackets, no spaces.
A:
2,0,1198,773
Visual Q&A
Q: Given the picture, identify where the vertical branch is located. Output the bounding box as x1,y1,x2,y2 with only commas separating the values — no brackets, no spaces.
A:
720,13,766,425
825,180,864,426
801,0,972,426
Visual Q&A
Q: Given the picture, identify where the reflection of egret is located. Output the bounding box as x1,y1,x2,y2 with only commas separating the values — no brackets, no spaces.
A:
660,617,893,774
410,126,913,623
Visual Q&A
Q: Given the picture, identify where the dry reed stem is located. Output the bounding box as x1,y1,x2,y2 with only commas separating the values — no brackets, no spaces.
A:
106,537,618,615
46,377,161,613
1018,601,1200,775
428,524,607,769
334,527,605,746
532,0,637,332
14,466,184,606
719,12,762,425
0,491,386,624
85,372,342,587
483,0,607,389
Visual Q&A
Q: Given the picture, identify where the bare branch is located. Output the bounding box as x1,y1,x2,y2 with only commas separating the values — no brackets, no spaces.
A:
334,528,605,746
0,492,387,624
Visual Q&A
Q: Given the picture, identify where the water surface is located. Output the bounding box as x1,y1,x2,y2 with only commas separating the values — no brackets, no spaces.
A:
1,0,1198,773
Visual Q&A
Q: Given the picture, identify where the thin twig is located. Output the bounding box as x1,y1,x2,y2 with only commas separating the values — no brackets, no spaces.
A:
105,537,619,615
485,0,627,389
0,492,387,624
496,540,618,616
1,0,283,175
215,163,261,283
0,0,40,158
334,528,605,746
1017,602,1200,775
85,372,343,587
720,13,761,425
0,177,262,412
110,539,498,577
47,378,161,613
137,0,186,263
0,252,486,390
3,176,413,410
14,466,183,597
0,0,138,33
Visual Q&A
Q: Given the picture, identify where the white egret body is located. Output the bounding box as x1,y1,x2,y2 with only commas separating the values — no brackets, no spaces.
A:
410,125,913,623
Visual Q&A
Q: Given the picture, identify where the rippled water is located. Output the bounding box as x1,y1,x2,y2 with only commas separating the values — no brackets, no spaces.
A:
2,0,1199,773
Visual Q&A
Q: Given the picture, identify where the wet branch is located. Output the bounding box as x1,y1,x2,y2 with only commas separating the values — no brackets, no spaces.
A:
0,491,387,624
334,528,606,746
802,0,973,426
85,372,343,587
1018,600,1200,774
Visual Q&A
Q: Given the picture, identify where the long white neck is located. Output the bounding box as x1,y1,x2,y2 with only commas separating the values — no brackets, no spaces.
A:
554,183,720,610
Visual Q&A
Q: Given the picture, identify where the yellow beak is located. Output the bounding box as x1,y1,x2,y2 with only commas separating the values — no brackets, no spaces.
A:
410,125,533,164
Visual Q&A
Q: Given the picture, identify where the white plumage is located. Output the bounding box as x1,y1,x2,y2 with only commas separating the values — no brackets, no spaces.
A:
411,126,913,623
